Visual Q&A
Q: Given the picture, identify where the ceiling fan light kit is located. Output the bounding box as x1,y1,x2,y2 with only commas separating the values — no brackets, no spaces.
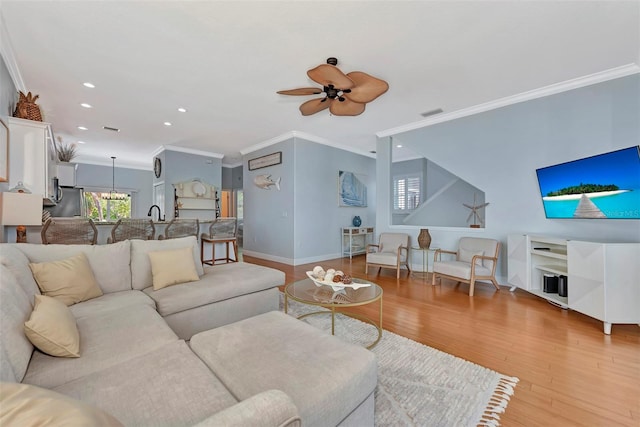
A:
278,57,389,116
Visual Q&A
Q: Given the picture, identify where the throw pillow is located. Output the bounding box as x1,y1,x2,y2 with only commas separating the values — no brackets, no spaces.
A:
148,246,200,290
29,253,103,306
24,295,80,358
458,247,484,267
0,382,123,426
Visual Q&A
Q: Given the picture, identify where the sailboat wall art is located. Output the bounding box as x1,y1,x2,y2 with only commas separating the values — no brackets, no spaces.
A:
338,171,367,207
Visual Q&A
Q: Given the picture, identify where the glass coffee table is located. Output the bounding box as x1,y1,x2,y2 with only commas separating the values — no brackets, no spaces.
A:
284,278,383,349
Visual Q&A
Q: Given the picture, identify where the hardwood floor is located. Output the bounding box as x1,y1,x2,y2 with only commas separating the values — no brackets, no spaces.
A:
244,254,640,427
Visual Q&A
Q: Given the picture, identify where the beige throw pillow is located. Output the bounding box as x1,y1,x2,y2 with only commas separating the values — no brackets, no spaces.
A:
24,295,80,358
0,382,123,426
29,252,103,306
149,246,200,290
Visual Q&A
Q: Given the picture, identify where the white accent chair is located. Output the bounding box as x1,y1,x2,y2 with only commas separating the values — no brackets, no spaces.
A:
365,233,411,279
431,237,501,296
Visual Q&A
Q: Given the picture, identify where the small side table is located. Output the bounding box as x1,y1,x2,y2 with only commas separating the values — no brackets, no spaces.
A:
411,247,439,279
201,236,238,265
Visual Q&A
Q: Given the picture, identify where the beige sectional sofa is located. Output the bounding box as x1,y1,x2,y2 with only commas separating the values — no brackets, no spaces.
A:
0,236,377,426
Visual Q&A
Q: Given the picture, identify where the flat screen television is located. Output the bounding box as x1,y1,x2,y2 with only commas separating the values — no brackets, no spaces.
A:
536,146,640,219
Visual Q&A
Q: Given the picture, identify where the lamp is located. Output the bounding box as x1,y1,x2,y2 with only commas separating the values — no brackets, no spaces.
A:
102,156,128,200
0,192,43,243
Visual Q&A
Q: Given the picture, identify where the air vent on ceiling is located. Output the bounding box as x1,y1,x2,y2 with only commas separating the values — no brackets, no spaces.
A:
420,108,443,118
103,126,120,132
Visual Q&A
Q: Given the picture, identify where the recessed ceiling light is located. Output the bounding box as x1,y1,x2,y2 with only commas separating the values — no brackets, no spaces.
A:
396,144,403,148
164,122,172,126
80,103,92,108
77,126,88,130
77,141,86,144
83,82,95,88
177,107,187,113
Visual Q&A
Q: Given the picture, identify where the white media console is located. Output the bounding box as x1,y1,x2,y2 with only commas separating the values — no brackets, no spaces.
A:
507,234,640,334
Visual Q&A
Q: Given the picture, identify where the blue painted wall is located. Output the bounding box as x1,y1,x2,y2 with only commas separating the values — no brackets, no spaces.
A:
0,55,16,193
377,74,640,280
243,137,376,264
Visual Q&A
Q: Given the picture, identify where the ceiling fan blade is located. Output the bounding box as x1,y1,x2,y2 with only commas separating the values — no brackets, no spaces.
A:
329,98,365,116
299,98,330,116
307,64,354,89
343,71,389,103
277,87,323,96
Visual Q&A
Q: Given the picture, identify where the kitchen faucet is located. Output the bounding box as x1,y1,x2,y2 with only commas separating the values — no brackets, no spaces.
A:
147,204,165,222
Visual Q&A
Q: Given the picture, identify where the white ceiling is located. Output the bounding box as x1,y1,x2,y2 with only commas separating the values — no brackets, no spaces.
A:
1,1,638,169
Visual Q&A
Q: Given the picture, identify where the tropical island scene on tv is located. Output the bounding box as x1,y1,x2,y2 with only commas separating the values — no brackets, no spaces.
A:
536,146,640,219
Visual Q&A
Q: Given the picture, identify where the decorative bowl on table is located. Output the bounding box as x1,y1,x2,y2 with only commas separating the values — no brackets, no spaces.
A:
305,271,371,291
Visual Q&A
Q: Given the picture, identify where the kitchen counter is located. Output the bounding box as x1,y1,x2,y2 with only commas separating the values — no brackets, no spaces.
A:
14,218,216,245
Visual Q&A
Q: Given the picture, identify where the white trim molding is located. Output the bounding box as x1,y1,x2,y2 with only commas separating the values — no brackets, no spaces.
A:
0,13,26,92
241,249,342,266
150,144,224,159
240,130,376,159
377,63,640,138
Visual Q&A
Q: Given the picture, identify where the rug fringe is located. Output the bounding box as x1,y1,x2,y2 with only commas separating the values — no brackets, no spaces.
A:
477,375,519,427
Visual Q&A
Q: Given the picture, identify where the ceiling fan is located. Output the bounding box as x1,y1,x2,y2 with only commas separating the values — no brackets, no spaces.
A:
277,57,389,116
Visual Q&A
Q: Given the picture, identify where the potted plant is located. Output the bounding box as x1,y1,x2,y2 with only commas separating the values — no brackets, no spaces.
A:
56,140,78,163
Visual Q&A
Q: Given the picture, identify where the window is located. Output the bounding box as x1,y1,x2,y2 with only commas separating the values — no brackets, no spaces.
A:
84,191,132,222
393,175,421,211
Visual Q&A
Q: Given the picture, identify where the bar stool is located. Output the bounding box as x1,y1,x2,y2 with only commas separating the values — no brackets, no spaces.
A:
200,217,238,265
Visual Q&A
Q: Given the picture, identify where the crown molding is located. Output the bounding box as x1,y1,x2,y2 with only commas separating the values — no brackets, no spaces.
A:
151,144,224,159
0,13,26,92
377,63,640,138
74,157,152,171
240,130,376,159
222,162,242,168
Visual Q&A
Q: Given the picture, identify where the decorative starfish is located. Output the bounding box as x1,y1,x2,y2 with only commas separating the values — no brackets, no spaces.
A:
463,194,489,226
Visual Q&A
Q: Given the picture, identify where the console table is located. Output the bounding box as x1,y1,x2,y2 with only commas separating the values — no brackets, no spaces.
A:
507,234,640,334
341,227,374,259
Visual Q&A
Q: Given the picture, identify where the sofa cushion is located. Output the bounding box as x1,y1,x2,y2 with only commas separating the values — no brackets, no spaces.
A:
54,340,238,427
23,304,178,389
0,245,40,299
24,295,80,358
143,262,284,317
14,240,132,293
70,290,155,320
0,264,34,383
131,236,203,290
193,390,301,427
190,311,377,427
0,382,123,426
149,246,200,290
29,253,103,306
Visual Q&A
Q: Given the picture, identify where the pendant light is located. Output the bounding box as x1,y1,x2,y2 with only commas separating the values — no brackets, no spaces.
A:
102,156,127,200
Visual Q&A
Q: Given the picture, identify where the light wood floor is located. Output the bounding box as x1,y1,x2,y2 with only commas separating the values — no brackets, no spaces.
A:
243,254,640,427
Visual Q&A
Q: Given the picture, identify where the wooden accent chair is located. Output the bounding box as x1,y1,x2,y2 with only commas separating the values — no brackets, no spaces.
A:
200,217,238,265
41,218,98,245
158,218,200,240
431,237,501,296
107,218,155,243
365,232,411,279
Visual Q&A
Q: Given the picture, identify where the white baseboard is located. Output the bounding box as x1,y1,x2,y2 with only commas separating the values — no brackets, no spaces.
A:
241,250,343,266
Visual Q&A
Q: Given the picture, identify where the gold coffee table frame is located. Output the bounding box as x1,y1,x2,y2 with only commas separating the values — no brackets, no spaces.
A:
284,278,383,349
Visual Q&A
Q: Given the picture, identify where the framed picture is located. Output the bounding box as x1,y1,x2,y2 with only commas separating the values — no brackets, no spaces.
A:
339,170,367,207
248,151,282,171
0,118,8,182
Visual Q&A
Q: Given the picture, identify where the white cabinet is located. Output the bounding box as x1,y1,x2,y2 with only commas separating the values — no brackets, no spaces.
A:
342,227,374,259
56,162,77,187
8,117,56,203
568,241,640,335
508,234,640,334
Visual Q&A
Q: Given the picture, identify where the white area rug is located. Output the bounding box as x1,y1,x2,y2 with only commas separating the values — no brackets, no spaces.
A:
281,294,518,427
